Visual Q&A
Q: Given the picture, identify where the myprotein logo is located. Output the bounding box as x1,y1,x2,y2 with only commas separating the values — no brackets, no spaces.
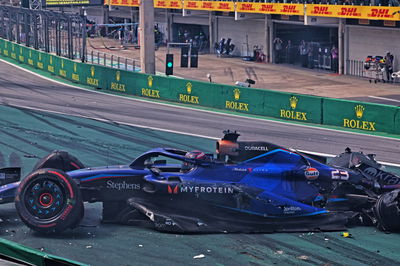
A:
343,105,376,131
168,185,234,194
106,180,140,190
312,6,332,15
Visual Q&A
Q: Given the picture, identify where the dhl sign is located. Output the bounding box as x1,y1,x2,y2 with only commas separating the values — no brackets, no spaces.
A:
307,5,400,21
154,0,182,9
236,3,303,15
183,1,234,12
106,0,139,6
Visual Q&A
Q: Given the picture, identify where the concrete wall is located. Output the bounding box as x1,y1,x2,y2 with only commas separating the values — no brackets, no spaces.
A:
347,25,400,71
216,17,265,57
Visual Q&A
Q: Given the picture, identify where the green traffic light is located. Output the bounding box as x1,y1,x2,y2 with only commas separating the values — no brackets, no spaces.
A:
167,62,173,68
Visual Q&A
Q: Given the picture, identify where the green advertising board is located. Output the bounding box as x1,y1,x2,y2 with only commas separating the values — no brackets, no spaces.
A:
323,98,397,134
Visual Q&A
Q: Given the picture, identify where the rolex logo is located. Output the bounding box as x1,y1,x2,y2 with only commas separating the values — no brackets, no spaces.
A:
61,60,64,68
355,105,365,119
234,88,241,101
29,51,32,57
186,82,192,94
5,42,7,48
39,54,42,60
49,56,52,64
290,96,298,109
74,63,77,72
12,44,14,51
116,71,120,82
20,47,22,53
91,66,95,77
148,76,153,87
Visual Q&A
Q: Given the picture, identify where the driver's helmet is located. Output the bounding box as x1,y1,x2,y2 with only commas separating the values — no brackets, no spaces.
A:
181,150,209,172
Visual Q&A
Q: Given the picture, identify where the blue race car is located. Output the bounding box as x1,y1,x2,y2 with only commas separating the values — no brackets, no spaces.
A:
3,130,400,233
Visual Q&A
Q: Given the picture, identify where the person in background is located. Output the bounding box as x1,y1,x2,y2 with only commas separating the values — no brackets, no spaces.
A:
299,40,308,67
385,52,394,83
273,37,283,64
331,45,338,73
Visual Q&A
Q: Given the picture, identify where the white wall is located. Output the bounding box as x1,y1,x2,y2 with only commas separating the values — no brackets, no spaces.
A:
216,17,265,57
347,25,400,71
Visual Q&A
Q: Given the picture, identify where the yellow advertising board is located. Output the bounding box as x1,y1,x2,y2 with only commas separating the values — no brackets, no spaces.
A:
107,0,139,7
236,3,304,16
307,4,400,21
154,0,182,9
183,1,234,12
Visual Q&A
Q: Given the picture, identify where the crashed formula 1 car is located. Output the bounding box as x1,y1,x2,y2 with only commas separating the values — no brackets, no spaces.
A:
1,130,400,234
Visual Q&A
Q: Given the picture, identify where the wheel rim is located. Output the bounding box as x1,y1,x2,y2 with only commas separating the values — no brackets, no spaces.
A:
24,178,66,220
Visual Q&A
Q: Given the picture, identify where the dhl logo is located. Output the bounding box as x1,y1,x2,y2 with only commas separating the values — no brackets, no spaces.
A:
111,0,118,4
156,0,166,7
260,4,276,12
202,2,213,9
187,2,198,8
281,5,299,14
240,4,255,11
170,1,180,7
338,7,361,17
312,6,332,15
218,3,230,10
368,9,392,18
120,0,128,4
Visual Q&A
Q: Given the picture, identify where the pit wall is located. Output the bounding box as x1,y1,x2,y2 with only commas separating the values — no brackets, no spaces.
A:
1,39,399,135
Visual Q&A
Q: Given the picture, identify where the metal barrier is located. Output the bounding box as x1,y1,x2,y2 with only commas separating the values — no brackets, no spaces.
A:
87,50,138,72
346,60,365,77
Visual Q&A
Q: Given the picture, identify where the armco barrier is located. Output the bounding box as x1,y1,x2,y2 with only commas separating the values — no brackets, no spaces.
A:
0,39,399,135
323,98,398,134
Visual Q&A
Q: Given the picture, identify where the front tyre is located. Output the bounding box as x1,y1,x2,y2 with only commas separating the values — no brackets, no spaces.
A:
15,169,84,234
374,189,400,232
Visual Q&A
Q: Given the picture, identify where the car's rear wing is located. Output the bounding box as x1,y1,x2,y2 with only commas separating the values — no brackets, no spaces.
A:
0,167,21,186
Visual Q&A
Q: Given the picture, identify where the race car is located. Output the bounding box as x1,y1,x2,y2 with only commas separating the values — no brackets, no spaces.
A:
2,130,400,234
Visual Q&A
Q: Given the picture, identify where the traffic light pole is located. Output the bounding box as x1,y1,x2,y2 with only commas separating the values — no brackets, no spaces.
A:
139,0,155,74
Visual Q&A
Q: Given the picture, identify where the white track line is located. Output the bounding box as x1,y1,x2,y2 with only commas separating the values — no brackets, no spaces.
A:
1,58,400,168
368,95,400,103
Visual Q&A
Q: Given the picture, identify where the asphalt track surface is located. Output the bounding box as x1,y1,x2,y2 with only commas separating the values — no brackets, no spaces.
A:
0,59,400,265
0,60,399,165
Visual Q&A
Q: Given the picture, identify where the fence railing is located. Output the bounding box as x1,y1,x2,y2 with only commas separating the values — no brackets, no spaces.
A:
346,60,365,77
87,50,139,72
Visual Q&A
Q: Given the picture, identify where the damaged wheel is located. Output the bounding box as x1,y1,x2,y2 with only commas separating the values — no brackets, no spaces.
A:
33,150,85,172
15,168,83,233
373,189,400,232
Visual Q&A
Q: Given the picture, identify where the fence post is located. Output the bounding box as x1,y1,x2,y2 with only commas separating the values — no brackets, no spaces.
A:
111,55,113,68
132,59,135,72
125,58,128,70
117,56,120,69
91,50,93,64
97,51,100,65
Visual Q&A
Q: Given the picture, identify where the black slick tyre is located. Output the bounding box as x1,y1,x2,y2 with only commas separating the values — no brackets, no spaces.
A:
15,168,84,234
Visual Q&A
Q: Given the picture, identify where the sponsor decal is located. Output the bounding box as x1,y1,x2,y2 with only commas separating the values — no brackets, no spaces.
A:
283,206,301,214
239,3,255,12
305,167,319,180
260,4,276,12
225,88,249,112
87,66,99,86
168,185,234,194
60,204,73,220
280,96,307,121
106,180,141,190
47,56,54,73
280,4,300,14
337,7,361,17
18,47,24,62
37,54,43,69
343,105,376,131
111,71,125,92
311,6,332,15
59,60,67,77
167,185,179,194
244,146,268,151
233,168,249,172
72,63,79,81
141,76,160,98
363,167,400,185
367,8,392,19
179,82,199,104
331,169,349,180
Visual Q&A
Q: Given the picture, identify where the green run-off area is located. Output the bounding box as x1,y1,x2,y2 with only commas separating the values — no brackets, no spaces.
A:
1,39,399,135
0,105,399,265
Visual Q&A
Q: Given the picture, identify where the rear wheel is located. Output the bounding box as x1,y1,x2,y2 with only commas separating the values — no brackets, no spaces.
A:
15,168,83,234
